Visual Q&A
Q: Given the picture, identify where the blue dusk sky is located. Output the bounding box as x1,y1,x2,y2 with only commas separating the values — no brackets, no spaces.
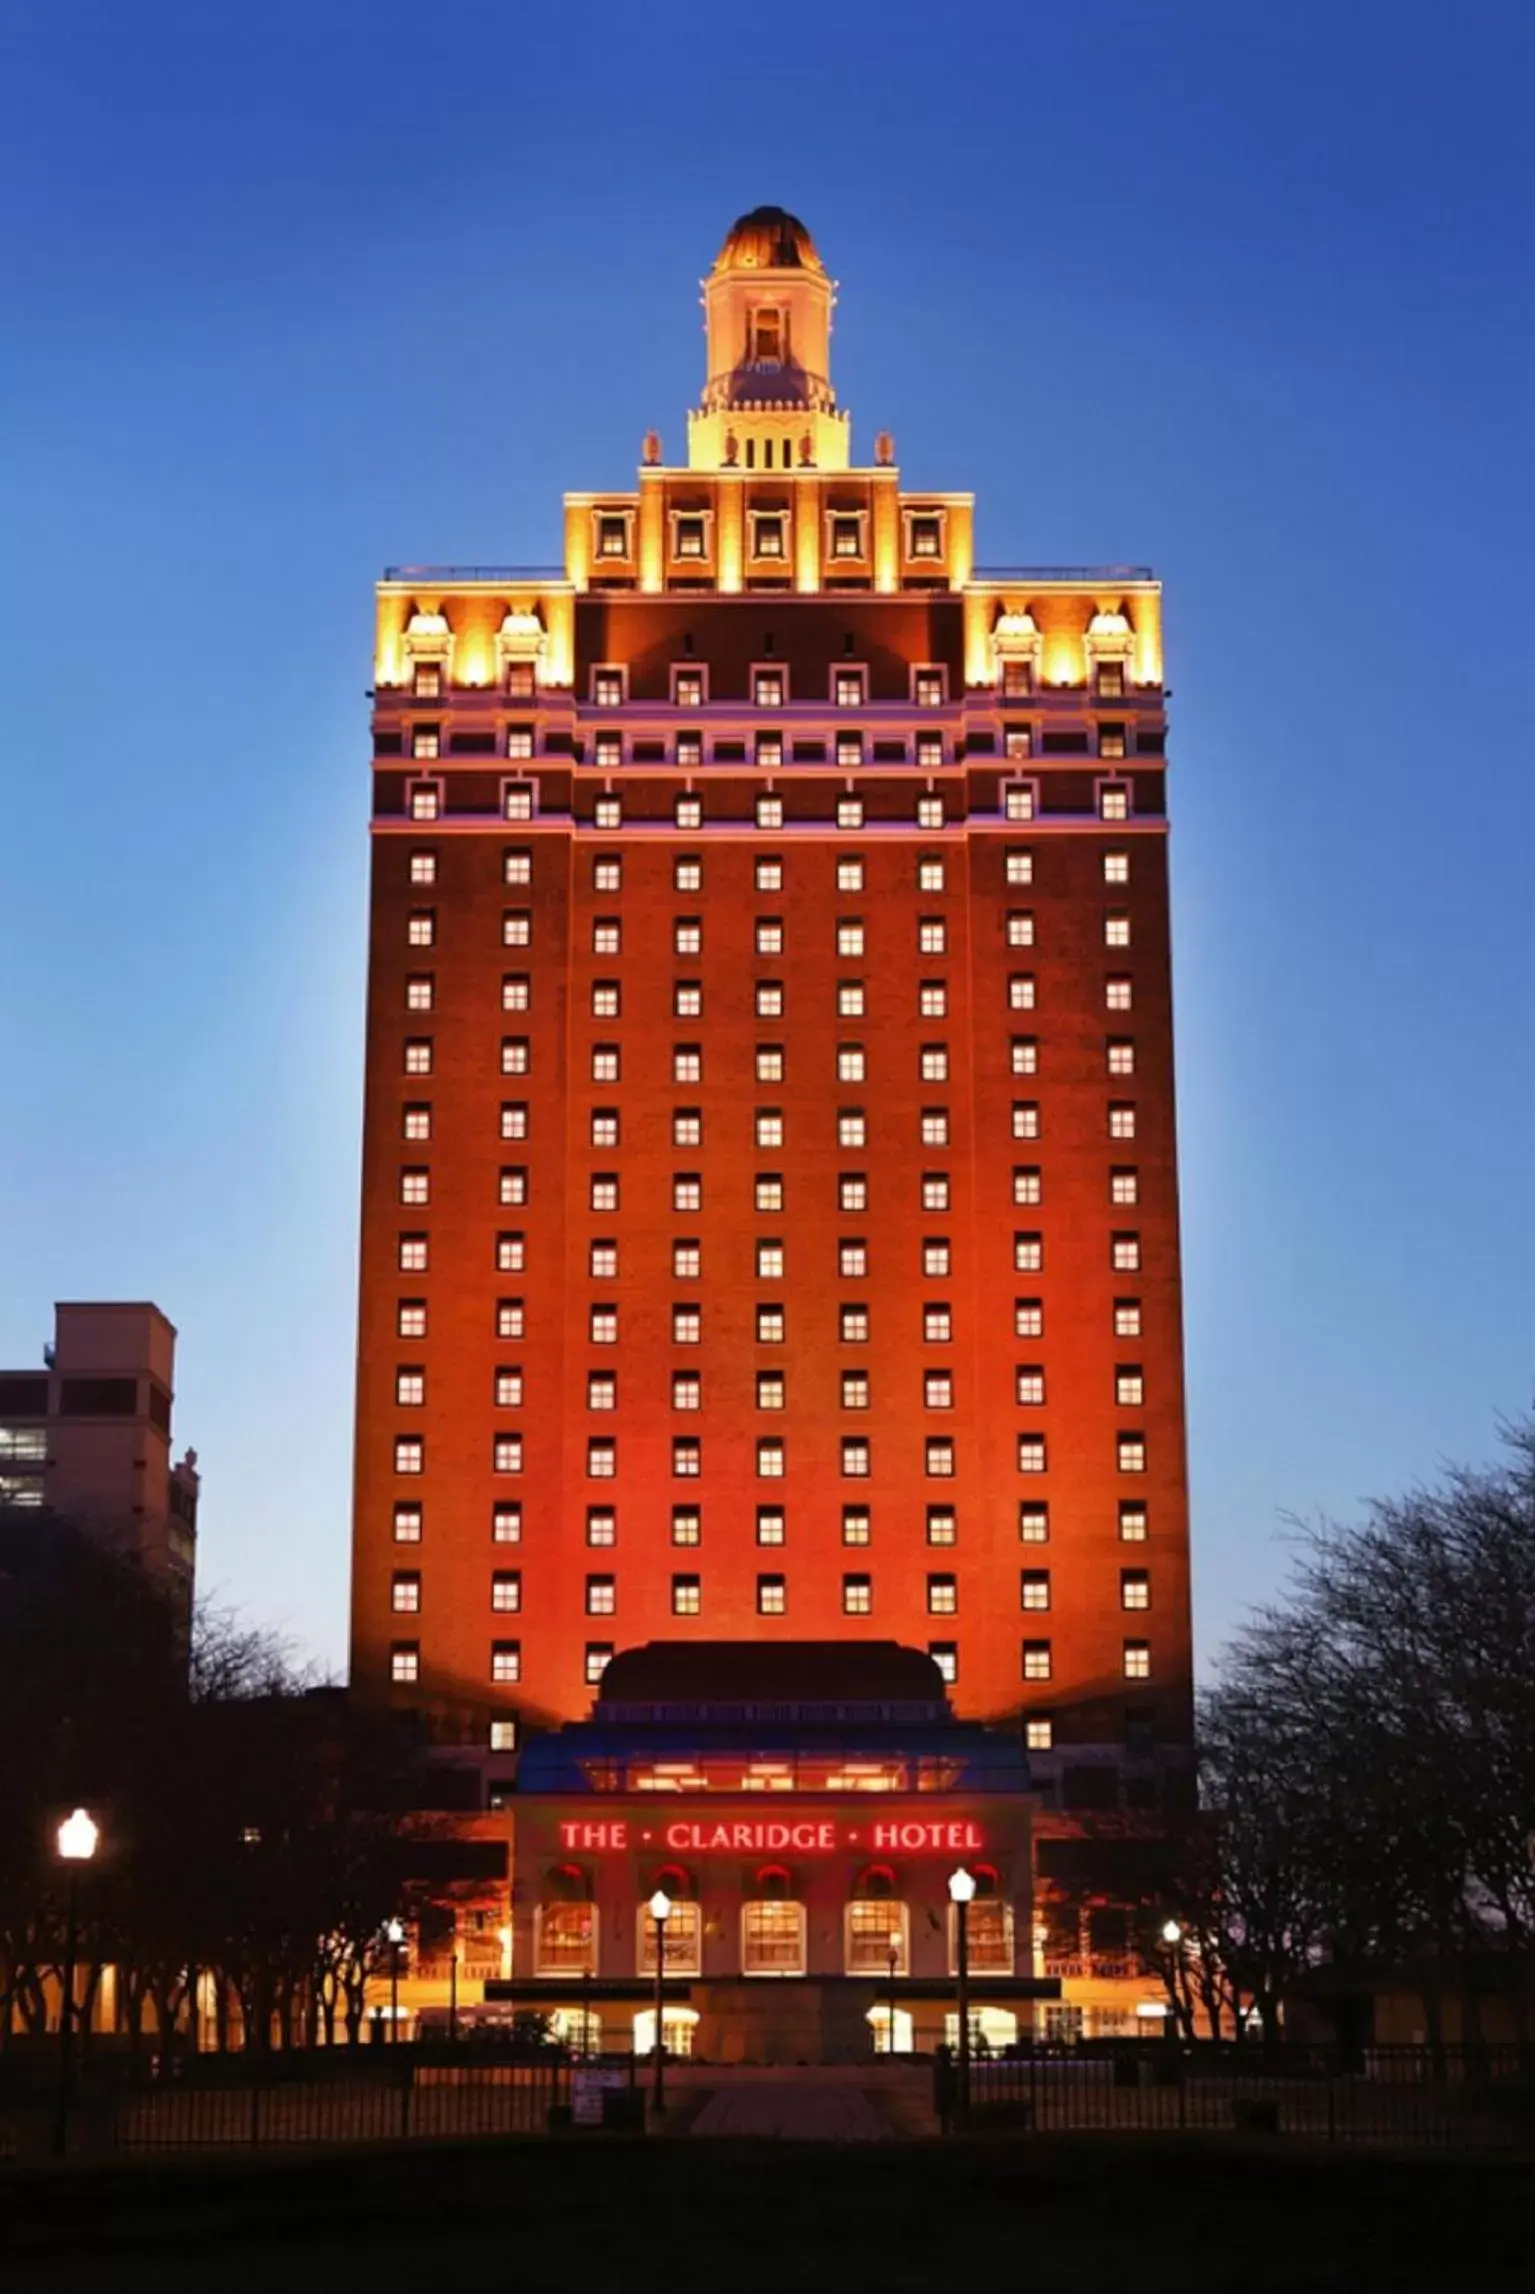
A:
1,0,1530,1678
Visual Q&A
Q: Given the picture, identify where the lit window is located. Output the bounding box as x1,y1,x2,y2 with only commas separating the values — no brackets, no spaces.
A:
757,1305,785,1343
756,856,784,893
674,1111,702,1148
838,1046,866,1083
1015,1367,1044,1406
592,668,624,706
390,1644,419,1684
836,797,864,831
587,1372,617,1412
756,1046,785,1083
1118,1436,1147,1474
842,1438,871,1478
756,1111,784,1148
1014,1233,1043,1273
1005,849,1033,886
590,1120,618,1157
1022,1641,1052,1681
1019,1504,1049,1543
674,668,705,706
492,1642,521,1683
757,1576,786,1616
407,911,435,948
490,1719,517,1753
674,916,703,956
835,668,865,703
921,1111,949,1146
837,857,864,892
752,516,785,559
922,1175,949,1212
675,855,703,892
673,1507,701,1547
756,1241,784,1279
841,1507,871,1547
1115,1301,1142,1339
402,1099,431,1140
674,1048,702,1084
491,1571,521,1613
675,520,707,563
756,919,784,955
399,1169,430,1207
393,1503,422,1543
839,1111,866,1148
409,851,437,885
840,1240,868,1277
1015,1300,1044,1340
494,1367,524,1409
914,666,944,703
500,1168,530,1207
1123,1640,1151,1680
673,1306,701,1345
1106,978,1133,1012
493,1435,523,1475
673,1241,700,1279
506,663,535,701
922,1238,950,1277
1020,1568,1052,1613
504,781,537,819
1105,913,1131,948
493,1503,522,1544
589,1241,617,1278
919,983,948,1020
836,733,864,769
916,733,943,771
918,919,946,954
592,918,620,956
1100,785,1129,820
391,1572,420,1613
757,1507,785,1546
925,1439,955,1478
409,784,439,820
1013,1168,1042,1206
1010,1038,1038,1076
596,515,629,559
1111,1170,1139,1207
1109,1104,1137,1140
843,1574,872,1616
754,669,785,708
757,982,785,1018
916,796,944,829
756,1371,786,1411
673,1373,701,1412
677,741,703,776
412,726,441,759
587,1439,616,1479
586,1644,613,1684
1097,661,1126,698
593,854,621,892
757,1437,786,1480
929,1643,957,1685
920,1046,948,1082
1104,851,1129,884
1004,785,1035,822
1112,1234,1142,1271
1008,975,1036,1012
842,1371,870,1410
672,1575,701,1616
840,1305,869,1344
1122,1570,1151,1611
674,1439,703,1477
675,984,703,1017
837,920,864,958
405,976,434,1012
756,795,783,830
1026,1717,1053,1751
838,983,865,1019
587,1508,616,1547
398,1235,428,1273
501,1038,530,1076
1017,1437,1047,1474
839,1176,867,1212
591,981,620,1020
674,1175,702,1212
1107,1040,1136,1076
506,727,534,762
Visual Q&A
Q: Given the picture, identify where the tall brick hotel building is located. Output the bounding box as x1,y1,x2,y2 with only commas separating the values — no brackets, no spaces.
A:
351,210,1192,2047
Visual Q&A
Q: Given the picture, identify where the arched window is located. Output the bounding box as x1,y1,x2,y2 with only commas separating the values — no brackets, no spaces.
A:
742,1895,805,1977
845,1897,908,1975
537,1865,596,1976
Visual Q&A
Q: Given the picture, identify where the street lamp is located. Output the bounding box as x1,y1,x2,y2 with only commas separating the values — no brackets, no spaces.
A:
1161,1918,1184,1947
887,1927,902,2058
648,1889,671,2117
948,1867,976,2128
385,1918,405,2044
54,1809,100,2158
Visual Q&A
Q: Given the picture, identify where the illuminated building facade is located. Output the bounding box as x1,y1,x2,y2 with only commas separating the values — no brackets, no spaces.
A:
0,1301,199,1603
352,208,1193,1922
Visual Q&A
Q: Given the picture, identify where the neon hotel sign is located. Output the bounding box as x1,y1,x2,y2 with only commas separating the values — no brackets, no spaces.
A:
556,1818,986,1855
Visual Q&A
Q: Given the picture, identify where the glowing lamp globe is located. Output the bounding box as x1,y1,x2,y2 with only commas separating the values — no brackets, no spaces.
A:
648,1889,672,1923
947,1867,977,1906
57,1809,99,1864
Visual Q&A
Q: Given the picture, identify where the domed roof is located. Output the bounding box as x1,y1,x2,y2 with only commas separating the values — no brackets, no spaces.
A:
714,205,824,274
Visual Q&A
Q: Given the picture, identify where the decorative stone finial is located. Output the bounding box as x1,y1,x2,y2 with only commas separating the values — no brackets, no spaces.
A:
874,430,894,467
642,430,662,466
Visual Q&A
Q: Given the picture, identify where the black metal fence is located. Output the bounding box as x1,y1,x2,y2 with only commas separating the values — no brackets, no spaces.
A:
0,2041,573,2160
936,2042,1535,2147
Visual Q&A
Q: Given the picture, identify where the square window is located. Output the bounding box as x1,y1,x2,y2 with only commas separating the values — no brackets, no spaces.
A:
756,1370,786,1410
756,795,783,830
399,1169,429,1207
1104,851,1130,884
756,856,784,893
1021,1569,1051,1612
1107,1041,1136,1076
842,1506,871,1547
673,1241,701,1279
835,668,865,703
589,1240,617,1278
409,851,437,885
1122,1570,1151,1611
1115,1301,1143,1339
1014,1233,1043,1273
929,1642,957,1685
757,1576,786,1616
926,1573,957,1616
493,1503,522,1544
491,1641,521,1684
405,975,434,1012
1022,1640,1052,1682
756,1046,785,1083
409,784,439,820
1005,849,1034,887
925,1438,956,1478
1015,1299,1044,1340
391,1572,420,1613
914,666,944,703
674,1438,702,1477
672,1305,701,1344
1004,784,1036,822
674,668,705,706
1025,1717,1053,1752
921,1111,949,1146
1123,1640,1151,1680
1109,1104,1137,1140
673,1372,702,1411
1100,785,1129,821
1118,1435,1147,1474
840,1304,869,1344
674,1175,702,1212
925,1506,957,1547
592,668,624,707
412,727,441,759
674,1110,702,1148
836,732,864,769
1017,1436,1047,1474
672,1575,702,1617
757,1439,786,1478
754,669,785,707
838,983,865,1018
1106,978,1133,1012
838,1175,867,1213
836,798,864,831
841,1438,870,1478
837,920,865,957
675,855,703,892
672,1506,701,1547
756,919,784,955
1019,1504,1050,1543
840,1240,869,1278
756,1304,785,1343
841,1371,870,1410
756,1507,786,1546
837,857,864,892
586,1644,613,1684
504,781,536,820
393,1502,423,1543
587,1507,616,1546
843,1575,872,1616
390,1644,420,1684
1016,1367,1045,1406
491,1571,521,1613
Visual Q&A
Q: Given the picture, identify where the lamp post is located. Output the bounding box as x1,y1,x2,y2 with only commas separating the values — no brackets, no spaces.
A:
54,1808,100,2159
385,1918,405,2044
948,1866,976,2129
1160,1917,1185,2048
887,1928,902,2058
648,1889,671,2117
